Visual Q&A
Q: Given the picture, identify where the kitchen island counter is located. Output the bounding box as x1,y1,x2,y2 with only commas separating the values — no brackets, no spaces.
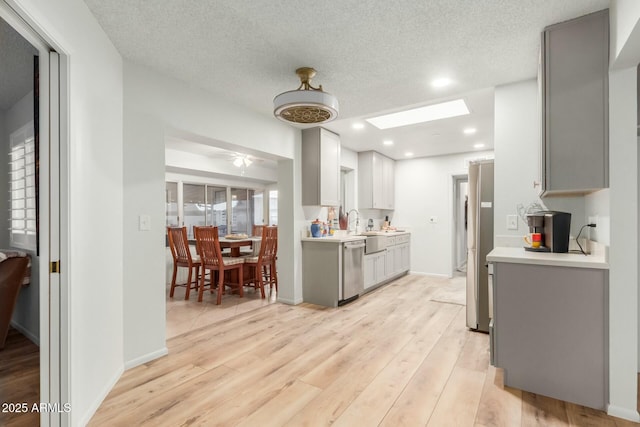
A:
487,246,608,269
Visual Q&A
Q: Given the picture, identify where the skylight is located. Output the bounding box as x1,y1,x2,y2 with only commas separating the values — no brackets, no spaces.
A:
366,99,470,130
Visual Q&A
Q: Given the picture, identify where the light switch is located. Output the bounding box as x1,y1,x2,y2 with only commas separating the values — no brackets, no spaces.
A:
139,214,151,231
507,215,518,230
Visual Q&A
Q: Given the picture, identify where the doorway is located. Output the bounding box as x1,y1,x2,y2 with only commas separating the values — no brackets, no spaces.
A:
452,175,468,274
0,4,65,426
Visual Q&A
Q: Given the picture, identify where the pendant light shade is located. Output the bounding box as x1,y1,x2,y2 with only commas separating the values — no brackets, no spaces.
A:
273,67,339,124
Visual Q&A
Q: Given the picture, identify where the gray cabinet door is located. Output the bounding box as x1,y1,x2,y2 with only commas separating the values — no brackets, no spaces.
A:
541,10,608,196
492,262,608,410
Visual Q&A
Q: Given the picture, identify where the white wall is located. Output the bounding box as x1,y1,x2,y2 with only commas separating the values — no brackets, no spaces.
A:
122,60,301,363
493,79,586,248
607,66,639,422
611,0,640,69
393,150,493,277
3,91,40,343
609,1,640,421
584,189,610,245
11,1,125,425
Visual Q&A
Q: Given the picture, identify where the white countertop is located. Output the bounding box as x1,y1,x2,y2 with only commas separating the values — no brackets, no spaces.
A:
487,246,609,269
301,235,366,243
359,230,410,236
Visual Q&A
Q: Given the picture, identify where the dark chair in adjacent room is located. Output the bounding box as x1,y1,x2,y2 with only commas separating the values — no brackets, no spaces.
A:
0,257,30,349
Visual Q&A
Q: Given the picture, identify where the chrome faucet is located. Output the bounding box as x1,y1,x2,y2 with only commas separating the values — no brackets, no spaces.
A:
347,209,360,233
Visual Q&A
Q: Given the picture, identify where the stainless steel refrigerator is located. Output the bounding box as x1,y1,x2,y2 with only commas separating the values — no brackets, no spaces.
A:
466,159,494,332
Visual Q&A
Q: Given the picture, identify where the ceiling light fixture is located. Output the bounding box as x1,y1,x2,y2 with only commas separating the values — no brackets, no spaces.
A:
431,77,452,88
473,143,485,149
383,140,394,146
405,152,414,157
273,67,339,124
233,154,253,168
366,99,470,130
352,123,365,130
464,128,477,135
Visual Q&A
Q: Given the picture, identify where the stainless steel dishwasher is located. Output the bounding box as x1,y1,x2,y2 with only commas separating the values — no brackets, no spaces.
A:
340,240,365,305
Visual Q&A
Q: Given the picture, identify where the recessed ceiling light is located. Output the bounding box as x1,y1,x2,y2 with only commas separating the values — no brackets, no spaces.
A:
474,143,485,149
366,99,470,130
405,152,414,157
464,128,477,135
352,122,365,130
431,78,452,88
383,140,394,146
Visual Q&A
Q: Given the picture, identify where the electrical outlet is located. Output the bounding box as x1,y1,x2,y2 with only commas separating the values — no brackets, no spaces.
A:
507,215,518,230
588,216,598,227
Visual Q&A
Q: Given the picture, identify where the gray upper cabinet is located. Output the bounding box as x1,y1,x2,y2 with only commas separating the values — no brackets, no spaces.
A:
541,9,609,196
358,151,395,210
302,127,341,206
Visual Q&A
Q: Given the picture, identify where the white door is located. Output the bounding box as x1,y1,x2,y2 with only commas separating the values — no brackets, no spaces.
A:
0,4,65,426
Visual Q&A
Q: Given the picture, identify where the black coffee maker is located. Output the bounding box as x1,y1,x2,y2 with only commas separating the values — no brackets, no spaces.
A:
526,211,571,253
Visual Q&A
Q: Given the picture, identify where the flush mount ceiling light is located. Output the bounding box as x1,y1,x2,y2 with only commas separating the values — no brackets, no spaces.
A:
474,143,485,149
273,67,339,124
464,128,477,135
383,140,394,146
366,99,470,130
431,77,452,88
233,154,252,168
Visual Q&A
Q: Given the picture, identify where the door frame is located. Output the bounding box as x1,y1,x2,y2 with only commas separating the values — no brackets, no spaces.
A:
0,3,68,426
451,174,468,277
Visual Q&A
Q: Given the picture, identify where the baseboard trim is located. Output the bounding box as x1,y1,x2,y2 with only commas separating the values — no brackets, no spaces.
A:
124,347,169,370
277,296,303,305
607,404,640,422
79,365,124,426
10,321,39,346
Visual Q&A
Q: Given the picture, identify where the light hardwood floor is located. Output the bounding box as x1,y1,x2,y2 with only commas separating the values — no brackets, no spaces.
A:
0,327,40,427
90,274,639,426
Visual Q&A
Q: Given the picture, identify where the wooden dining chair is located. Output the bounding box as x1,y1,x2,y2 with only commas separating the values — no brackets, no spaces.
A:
243,226,277,297
265,226,278,293
252,224,265,237
167,226,201,300
194,226,244,304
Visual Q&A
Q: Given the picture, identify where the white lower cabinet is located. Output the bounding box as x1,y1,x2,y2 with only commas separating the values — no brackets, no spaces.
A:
363,233,411,292
364,251,386,290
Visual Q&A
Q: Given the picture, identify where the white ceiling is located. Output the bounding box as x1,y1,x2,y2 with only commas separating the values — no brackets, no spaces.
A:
84,0,609,160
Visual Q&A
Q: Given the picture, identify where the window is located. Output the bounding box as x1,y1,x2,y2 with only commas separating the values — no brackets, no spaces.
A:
206,186,227,235
268,190,278,225
165,182,263,237
182,184,206,239
231,188,260,235
165,182,178,227
10,122,36,250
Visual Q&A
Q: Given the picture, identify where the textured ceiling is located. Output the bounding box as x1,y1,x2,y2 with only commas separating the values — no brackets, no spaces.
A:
0,17,38,111
83,0,610,158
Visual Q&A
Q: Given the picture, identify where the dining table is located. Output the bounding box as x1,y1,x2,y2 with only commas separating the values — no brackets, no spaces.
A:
218,236,262,257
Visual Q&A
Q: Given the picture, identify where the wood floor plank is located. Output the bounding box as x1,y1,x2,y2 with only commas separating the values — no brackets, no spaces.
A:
379,307,467,427
522,391,570,427
332,349,427,426
0,328,40,427
426,366,486,427
235,380,321,427
474,365,523,427
565,401,617,427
